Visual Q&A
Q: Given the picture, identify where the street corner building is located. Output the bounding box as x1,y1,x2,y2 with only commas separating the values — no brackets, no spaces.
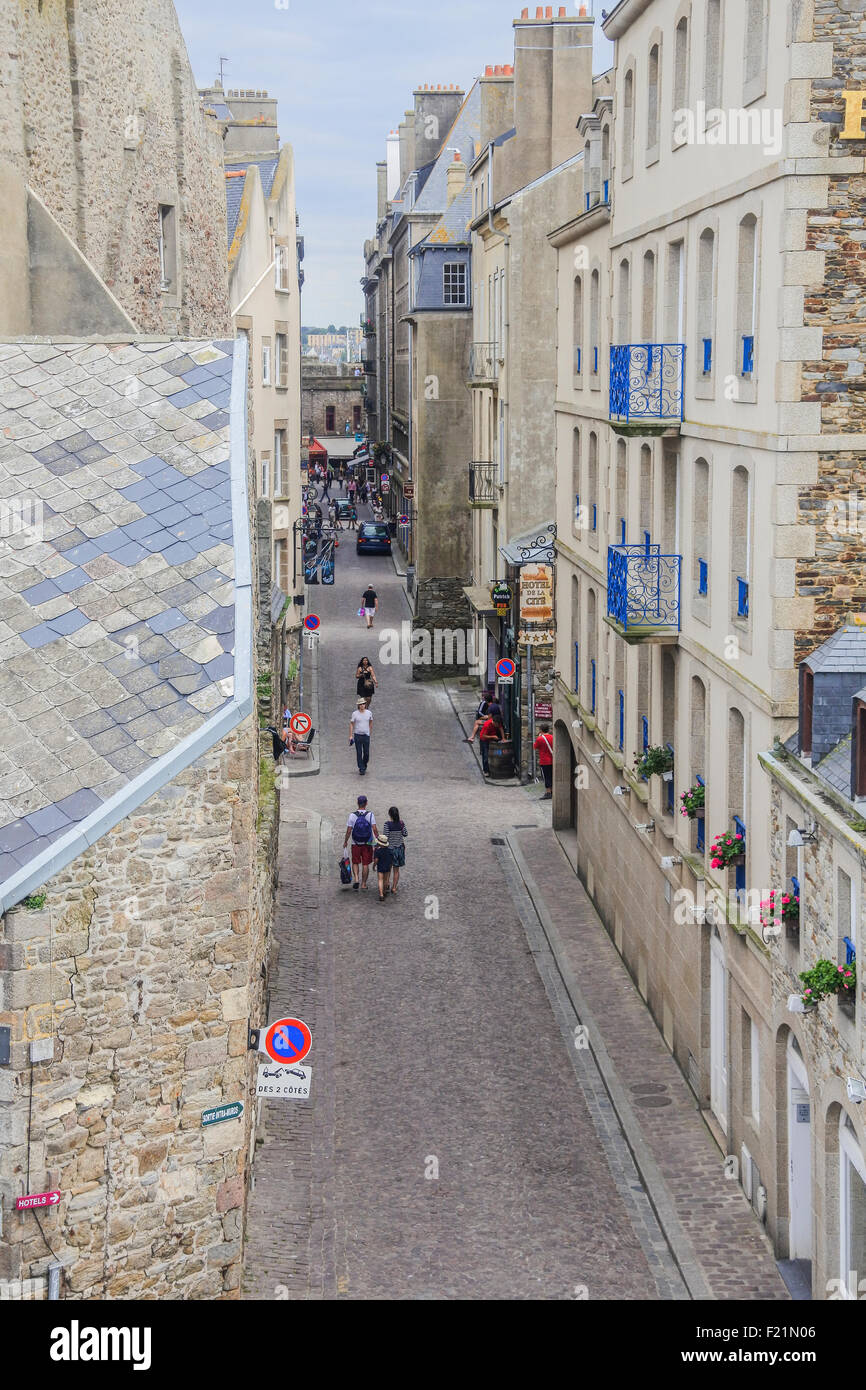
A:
0,339,277,1300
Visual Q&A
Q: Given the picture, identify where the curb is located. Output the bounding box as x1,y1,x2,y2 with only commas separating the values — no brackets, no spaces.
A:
283,603,320,779
504,830,713,1300
442,679,523,788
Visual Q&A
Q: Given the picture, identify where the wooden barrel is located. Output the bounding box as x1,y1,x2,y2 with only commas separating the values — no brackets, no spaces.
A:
487,740,514,779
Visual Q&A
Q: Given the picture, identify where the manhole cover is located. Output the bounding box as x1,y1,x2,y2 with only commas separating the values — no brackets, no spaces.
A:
631,1082,667,1094
632,1095,672,1108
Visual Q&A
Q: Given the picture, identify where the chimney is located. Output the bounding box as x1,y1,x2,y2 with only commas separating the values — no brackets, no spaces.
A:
446,150,466,206
479,64,515,151
512,5,594,185
413,84,465,168
386,130,401,200
376,160,388,220
398,108,416,185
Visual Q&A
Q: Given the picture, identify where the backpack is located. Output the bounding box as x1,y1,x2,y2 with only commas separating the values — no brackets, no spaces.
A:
351,810,373,844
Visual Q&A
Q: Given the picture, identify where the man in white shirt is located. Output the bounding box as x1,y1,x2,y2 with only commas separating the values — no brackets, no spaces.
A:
349,697,373,775
342,794,378,890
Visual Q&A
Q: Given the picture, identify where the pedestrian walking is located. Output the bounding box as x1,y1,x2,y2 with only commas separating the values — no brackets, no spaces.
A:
478,709,505,776
328,500,337,529
373,836,394,901
343,795,378,890
359,480,369,505
349,697,372,774
534,722,554,799
347,478,357,504
361,584,378,630
348,504,358,531
384,806,408,895
356,656,378,704
322,473,332,503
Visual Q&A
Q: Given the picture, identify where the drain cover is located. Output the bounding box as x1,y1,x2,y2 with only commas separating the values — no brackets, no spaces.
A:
490,837,506,845
632,1095,672,1108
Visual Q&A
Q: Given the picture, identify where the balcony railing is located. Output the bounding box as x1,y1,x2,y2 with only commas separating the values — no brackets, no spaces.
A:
469,342,499,383
361,357,376,374
469,461,497,507
363,396,376,413
609,343,685,423
607,543,681,636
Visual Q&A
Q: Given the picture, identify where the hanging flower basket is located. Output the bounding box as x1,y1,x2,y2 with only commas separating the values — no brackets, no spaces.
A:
634,745,674,780
759,891,799,932
680,783,705,820
799,957,857,1008
709,831,745,869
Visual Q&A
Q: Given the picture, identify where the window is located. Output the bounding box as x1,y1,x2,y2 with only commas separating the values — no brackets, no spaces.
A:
800,667,814,759
731,465,750,624
325,405,336,433
617,258,631,343
443,262,468,306
262,341,272,386
573,276,583,375
840,1119,866,1300
589,270,600,376
664,240,685,342
697,229,715,381
639,443,652,545
704,0,722,112
588,433,598,545
743,1013,760,1122
274,538,287,592
641,251,656,341
673,18,690,131
158,204,177,294
616,438,627,545
618,688,625,750
353,405,362,430
647,43,661,156
743,0,766,103
572,429,582,534
736,214,758,377
623,67,635,177
274,428,285,496
275,243,290,291
275,333,289,388
261,454,270,499
571,575,580,695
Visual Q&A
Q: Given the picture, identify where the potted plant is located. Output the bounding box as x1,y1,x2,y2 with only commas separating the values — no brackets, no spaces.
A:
799,958,857,1009
759,890,799,934
634,745,674,780
680,783,705,820
709,830,745,869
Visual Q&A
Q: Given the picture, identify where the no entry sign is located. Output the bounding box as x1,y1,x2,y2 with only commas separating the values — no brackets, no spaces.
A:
289,712,313,738
264,1017,312,1066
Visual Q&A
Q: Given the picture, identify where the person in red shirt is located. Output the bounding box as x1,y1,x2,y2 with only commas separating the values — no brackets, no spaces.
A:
534,722,554,799
478,713,504,776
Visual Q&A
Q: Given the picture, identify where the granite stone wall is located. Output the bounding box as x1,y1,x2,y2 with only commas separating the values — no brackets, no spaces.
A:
411,577,472,680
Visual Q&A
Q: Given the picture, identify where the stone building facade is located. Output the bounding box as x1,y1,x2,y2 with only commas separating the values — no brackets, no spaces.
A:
0,0,230,337
301,360,365,442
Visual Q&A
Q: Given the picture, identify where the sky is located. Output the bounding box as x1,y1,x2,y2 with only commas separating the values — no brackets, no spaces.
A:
174,0,614,326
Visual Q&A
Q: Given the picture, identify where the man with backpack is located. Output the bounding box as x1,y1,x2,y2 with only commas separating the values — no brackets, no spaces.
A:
343,795,379,890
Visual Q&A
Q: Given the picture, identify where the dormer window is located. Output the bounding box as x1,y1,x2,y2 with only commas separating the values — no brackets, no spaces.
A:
800,666,813,759
854,697,866,798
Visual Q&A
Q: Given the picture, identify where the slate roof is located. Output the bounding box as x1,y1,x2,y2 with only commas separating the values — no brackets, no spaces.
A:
0,337,252,910
413,182,474,250
225,156,280,246
412,84,481,215
815,732,852,796
802,624,866,673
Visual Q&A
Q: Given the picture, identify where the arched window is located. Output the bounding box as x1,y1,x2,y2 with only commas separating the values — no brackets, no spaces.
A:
704,0,722,111
661,449,678,553
661,648,676,747
673,17,690,123
616,437,628,546
731,464,750,622
639,443,653,548
743,0,766,100
697,228,715,377
572,428,582,534
587,588,598,715
589,269,600,376
690,676,707,845
588,432,599,540
693,456,710,601
601,124,610,200
641,250,656,340
617,257,631,342
647,43,661,155
623,68,635,177
571,575,581,694
728,706,745,825
736,214,758,377
573,276,583,376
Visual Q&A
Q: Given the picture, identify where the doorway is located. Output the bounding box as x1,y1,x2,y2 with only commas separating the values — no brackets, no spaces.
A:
787,1033,812,1262
840,1115,866,1297
709,929,728,1133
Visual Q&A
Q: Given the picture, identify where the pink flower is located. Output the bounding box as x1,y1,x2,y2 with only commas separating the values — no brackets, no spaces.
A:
734,834,743,841
805,988,812,995
781,895,789,904
711,858,722,869
838,966,844,973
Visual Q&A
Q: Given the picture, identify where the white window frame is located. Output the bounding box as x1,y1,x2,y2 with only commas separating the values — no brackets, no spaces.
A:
444,261,468,307
262,343,272,386
261,455,270,499
275,244,290,292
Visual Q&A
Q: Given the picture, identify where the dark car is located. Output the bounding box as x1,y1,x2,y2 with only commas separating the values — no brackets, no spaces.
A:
335,497,354,521
356,522,391,556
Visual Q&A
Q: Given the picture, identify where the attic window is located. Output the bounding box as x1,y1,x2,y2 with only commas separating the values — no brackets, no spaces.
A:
158,205,177,293
800,667,813,759
443,262,467,306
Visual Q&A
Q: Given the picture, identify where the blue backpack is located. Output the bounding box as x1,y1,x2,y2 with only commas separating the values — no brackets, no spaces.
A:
351,810,373,844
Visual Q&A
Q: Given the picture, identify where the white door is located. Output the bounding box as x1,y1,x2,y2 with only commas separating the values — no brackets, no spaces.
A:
787,1038,812,1261
710,931,728,1132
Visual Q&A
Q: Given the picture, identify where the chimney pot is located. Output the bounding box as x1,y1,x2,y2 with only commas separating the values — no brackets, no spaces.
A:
485,65,493,75
536,5,543,15
579,1,587,11
558,4,566,13
545,5,553,16
521,6,529,15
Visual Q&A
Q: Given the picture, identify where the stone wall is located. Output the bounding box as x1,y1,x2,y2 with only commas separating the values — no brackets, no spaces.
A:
301,368,364,439
0,0,230,337
411,577,472,680
0,719,278,1299
795,3,866,661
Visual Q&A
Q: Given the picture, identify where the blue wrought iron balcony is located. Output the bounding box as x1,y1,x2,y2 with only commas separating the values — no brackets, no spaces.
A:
609,343,685,427
606,543,681,639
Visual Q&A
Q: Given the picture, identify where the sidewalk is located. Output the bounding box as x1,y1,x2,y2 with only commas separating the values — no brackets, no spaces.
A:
506,827,789,1301
443,676,526,790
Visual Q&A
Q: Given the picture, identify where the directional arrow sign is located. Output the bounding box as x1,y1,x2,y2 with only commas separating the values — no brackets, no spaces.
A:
16,1191,61,1211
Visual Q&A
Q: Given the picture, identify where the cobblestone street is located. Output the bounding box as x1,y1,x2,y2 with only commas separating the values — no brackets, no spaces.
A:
242,496,788,1301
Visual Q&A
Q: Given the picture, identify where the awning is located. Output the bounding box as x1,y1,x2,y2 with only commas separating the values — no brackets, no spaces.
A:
499,521,556,567
463,585,500,616
271,584,288,625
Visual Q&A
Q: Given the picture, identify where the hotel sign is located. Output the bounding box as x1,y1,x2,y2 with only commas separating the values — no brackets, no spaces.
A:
841,92,866,139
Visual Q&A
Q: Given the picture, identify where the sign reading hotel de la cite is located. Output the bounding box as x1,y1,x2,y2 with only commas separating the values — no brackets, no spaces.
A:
841,92,866,139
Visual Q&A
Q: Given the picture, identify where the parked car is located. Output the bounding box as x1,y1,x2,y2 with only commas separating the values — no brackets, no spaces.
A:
356,522,391,555
335,497,354,521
